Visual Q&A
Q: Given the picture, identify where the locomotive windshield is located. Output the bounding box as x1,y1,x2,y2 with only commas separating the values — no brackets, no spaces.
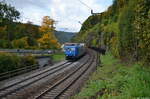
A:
65,47,75,51
64,43,85,60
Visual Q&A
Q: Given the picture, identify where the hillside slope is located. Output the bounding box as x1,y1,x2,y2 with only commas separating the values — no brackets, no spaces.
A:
0,1,75,49
54,31,76,43
73,0,150,64
0,21,75,48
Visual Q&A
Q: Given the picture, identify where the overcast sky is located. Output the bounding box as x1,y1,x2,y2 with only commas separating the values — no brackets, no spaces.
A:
5,0,113,32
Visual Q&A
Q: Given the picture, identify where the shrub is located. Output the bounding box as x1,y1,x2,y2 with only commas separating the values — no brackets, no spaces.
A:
0,52,21,73
21,55,37,66
0,52,37,73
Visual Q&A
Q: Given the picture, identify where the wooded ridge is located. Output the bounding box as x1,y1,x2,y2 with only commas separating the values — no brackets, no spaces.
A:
73,0,150,65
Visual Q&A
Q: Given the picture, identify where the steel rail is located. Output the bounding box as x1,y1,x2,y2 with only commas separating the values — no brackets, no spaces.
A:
0,61,72,98
34,51,94,99
56,51,96,98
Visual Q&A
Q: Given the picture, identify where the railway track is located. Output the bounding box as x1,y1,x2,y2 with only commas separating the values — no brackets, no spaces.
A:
0,50,98,99
33,50,97,99
0,61,76,98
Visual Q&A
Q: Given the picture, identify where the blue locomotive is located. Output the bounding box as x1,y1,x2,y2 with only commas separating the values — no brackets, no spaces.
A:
64,43,86,60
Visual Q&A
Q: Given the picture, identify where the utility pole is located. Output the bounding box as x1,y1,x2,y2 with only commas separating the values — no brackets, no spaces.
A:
78,21,82,25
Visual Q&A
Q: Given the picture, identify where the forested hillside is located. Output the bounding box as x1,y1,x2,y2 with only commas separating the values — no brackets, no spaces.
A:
73,0,150,64
55,31,75,43
0,1,74,49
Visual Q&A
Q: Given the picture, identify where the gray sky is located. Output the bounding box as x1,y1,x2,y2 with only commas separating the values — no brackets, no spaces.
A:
5,0,113,32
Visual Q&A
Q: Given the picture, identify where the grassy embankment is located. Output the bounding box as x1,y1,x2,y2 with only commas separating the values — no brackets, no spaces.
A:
51,52,65,62
73,53,150,99
28,52,65,62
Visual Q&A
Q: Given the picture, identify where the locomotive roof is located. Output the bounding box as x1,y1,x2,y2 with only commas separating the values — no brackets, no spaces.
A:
64,43,85,47
65,43,78,46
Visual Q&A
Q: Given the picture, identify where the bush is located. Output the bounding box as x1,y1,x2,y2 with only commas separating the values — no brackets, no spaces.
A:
0,52,21,73
21,55,37,66
0,52,37,73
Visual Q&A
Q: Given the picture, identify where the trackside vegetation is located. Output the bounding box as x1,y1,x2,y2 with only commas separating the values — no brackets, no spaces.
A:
32,52,65,62
51,52,65,62
0,53,38,73
0,52,65,74
72,0,150,98
73,53,150,99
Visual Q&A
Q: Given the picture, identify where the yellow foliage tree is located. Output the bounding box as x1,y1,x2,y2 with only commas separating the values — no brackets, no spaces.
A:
38,16,60,49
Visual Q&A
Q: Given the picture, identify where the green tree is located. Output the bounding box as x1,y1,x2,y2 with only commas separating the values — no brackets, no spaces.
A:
0,1,20,23
0,1,20,44
11,37,29,48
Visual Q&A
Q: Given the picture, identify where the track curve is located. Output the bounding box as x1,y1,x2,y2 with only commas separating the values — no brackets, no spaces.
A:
34,49,98,99
0,49,98,99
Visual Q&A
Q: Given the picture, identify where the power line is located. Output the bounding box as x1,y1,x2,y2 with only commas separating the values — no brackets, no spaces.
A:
77,0,100,15
77,0,92,10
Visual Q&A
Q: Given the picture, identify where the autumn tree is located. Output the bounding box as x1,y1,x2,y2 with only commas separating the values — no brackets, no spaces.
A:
0,2,61,49
38,16,60,49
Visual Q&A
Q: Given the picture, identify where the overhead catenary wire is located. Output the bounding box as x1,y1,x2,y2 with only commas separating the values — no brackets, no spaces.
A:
77,0,100,15
77,0,93,10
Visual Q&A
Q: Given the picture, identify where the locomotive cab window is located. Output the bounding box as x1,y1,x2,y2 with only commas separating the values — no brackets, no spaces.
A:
71,48,75,51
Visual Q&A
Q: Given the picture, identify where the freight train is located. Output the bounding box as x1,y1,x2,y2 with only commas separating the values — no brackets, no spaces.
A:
64,43,86,60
